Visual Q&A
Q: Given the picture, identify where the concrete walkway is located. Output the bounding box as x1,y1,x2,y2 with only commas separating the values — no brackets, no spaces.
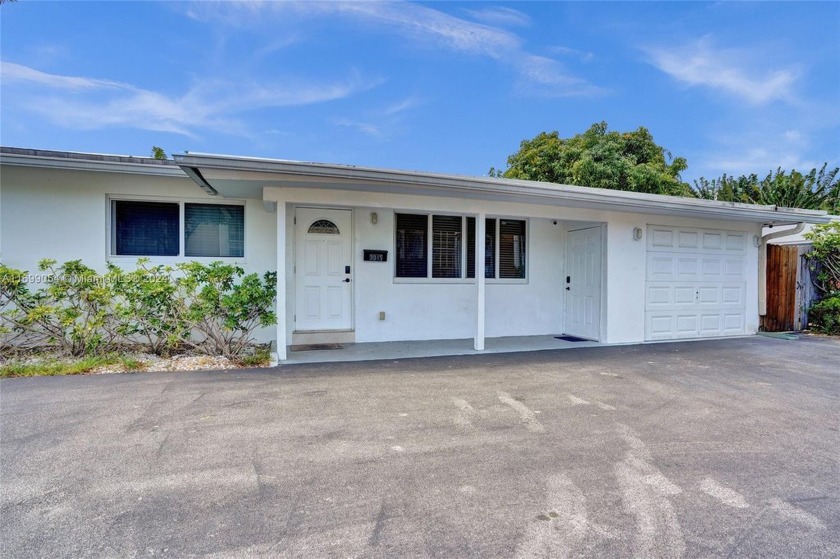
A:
280,334,601,364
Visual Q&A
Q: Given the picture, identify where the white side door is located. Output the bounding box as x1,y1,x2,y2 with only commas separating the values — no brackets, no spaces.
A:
294,208,353,331
564,226,602,340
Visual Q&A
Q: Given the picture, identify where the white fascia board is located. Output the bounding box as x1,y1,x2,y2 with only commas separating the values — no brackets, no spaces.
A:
1,152,188,178
173,152,832,225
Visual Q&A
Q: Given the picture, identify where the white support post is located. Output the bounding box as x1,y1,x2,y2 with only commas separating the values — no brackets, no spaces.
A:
475,213,486,351
275,202,288,362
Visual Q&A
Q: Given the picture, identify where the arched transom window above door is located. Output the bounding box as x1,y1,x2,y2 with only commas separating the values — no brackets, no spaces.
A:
307,219,340,234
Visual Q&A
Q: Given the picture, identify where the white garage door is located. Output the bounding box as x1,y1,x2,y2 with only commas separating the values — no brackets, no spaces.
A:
645,225,747,340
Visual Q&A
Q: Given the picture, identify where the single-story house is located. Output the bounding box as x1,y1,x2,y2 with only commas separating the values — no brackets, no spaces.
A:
0,147,831,361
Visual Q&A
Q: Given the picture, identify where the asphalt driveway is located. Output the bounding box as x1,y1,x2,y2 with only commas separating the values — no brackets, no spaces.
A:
1,336,838,558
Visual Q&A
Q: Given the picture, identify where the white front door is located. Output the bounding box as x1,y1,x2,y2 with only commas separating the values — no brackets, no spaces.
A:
294,208,353,331
564,226,602,340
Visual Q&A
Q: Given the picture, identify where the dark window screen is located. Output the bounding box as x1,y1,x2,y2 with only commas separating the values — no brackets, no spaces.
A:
113,200,179,256
396,213,428,278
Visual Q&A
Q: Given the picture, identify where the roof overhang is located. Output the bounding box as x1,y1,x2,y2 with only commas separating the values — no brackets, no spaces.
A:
1,147,187,178
173,152,831,226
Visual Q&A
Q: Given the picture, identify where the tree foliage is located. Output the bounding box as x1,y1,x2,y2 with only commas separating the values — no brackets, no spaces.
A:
805,221,840,297
693,164,839,213
494,122,691,196
151,146,167,160
804,222,840,334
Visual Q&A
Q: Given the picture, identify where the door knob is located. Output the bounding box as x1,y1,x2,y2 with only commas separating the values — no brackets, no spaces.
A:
343,278,351,283
565,287,570,291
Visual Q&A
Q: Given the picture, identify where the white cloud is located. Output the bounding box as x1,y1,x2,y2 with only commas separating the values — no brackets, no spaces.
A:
693,128,819,179
331,117,383,137
2,61,131,91
642,37,799,104
382,95,424,116
332,95,425,138
190,1,602,98
464,6,531,28
1,61,380,137
550,45,595,63
783,129,802,143
516,55,607,97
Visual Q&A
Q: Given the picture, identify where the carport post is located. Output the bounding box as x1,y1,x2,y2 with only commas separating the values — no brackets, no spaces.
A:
475,212,486,351
275,202,287,361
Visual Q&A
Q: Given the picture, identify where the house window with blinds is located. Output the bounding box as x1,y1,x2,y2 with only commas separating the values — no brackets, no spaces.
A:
432,215,462,278
112,200,179,256
185,203,245,258
396,214,526,280
396,213,428,278
111,199,245,258
466,217,497,279
499,219,526,279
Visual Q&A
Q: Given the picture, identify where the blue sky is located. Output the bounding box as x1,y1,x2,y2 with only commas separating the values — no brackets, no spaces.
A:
1,1,838,183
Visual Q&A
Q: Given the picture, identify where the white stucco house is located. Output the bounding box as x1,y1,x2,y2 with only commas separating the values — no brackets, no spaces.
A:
0,147,831,361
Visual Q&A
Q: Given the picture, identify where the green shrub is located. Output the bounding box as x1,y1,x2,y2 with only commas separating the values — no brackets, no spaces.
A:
109,260,185,355
0,260,120,356
805,222,840,297
809,295,840,334
0,264,31,352
172,262,277,357
1,259,277,359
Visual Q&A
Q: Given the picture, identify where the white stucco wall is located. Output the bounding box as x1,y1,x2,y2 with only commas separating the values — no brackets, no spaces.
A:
0,166,276,274
0,165,278,341
0,164,764,348
267,186,764,345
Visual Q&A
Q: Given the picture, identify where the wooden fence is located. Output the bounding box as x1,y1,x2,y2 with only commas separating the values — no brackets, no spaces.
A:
760,244,816,332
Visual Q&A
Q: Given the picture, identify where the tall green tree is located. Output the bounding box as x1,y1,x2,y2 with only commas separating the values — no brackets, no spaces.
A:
493,121,691,196
694,163,839,213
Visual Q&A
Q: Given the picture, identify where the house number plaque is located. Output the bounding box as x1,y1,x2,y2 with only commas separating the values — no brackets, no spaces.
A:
363,250,388,262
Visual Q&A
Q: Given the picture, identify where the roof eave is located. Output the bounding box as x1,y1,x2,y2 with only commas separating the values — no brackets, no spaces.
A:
173,153,831,225
1,151,187,178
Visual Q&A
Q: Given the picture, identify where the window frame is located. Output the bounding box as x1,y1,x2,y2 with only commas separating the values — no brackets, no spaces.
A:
393,211,528,284
107,195,247,262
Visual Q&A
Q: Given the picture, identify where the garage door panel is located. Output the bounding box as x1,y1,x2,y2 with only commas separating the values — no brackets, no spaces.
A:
649,228,747,254
699,313,722,333
646,283,744,309
702,232,723,250
724,258,745,280
678,231,699,249
701,257,722,280
721,286,743,305
677,257,700,280
649,256,675,280
726,233,747,251
647,286,672,306
672,286,695,305
697,286,719,304
723,313,744,332
676,314,698,334
650,228,675,249
647,314,675,339
646,225,747,341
